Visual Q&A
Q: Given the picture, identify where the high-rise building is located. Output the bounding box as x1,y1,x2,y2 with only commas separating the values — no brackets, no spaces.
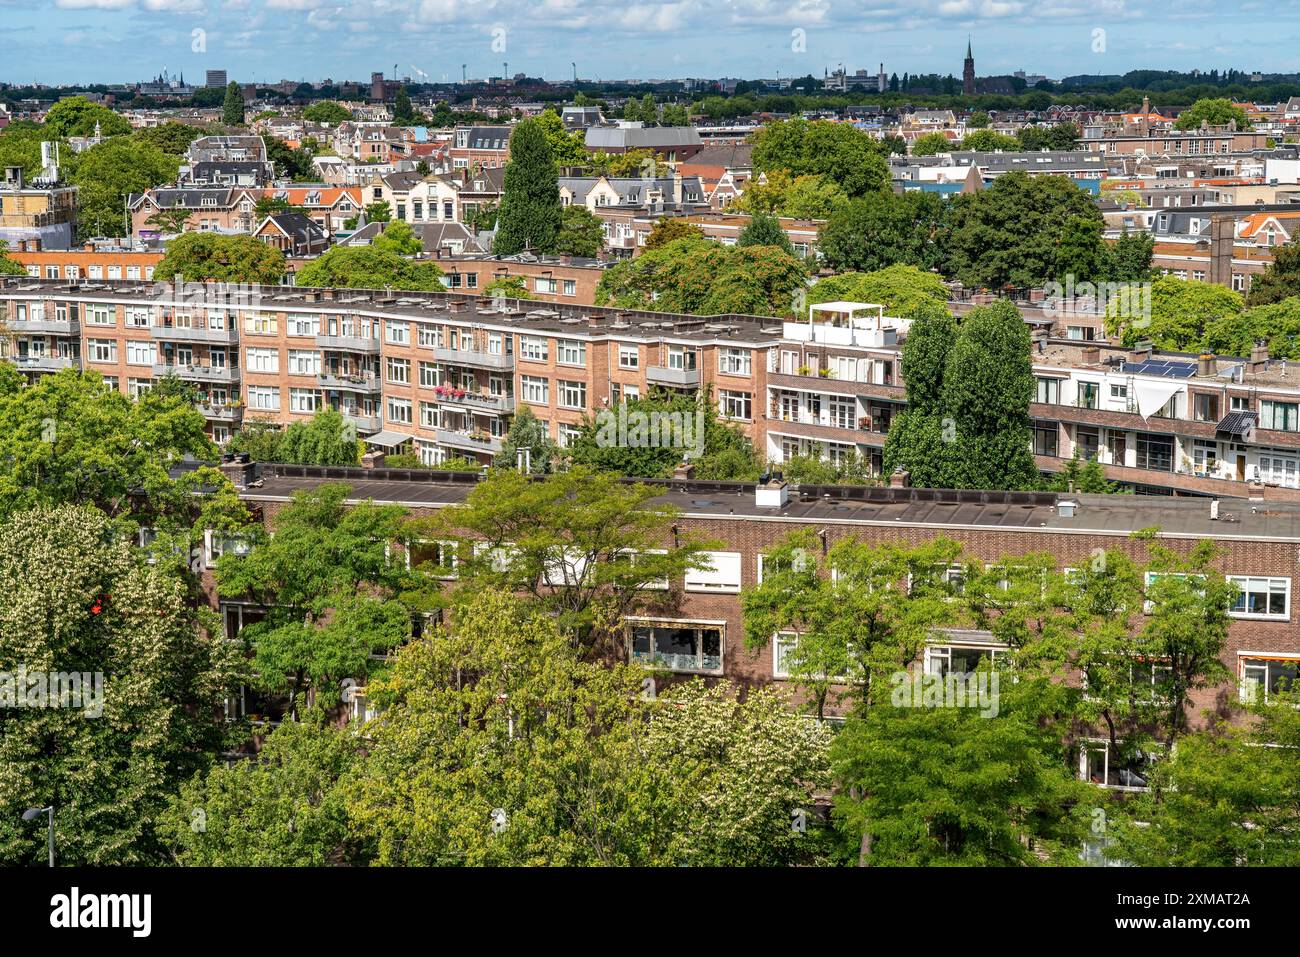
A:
963,39,976,96
206,69,228,89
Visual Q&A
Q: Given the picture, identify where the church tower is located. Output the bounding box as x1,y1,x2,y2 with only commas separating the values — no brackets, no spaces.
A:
963,39,976,96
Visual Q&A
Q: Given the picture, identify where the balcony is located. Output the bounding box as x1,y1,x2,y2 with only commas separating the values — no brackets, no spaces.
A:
431,346,514,371
316,333,381,354
342,411,382,435
436,428,503,455
199,403,243,422
317,372,382,393
152,324,239,344
154,363,241,384
434,389,516,414
8,318,79,335
14,355,77,373
646,365,701,388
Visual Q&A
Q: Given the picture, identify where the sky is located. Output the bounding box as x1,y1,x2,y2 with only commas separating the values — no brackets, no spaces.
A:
0,0,1296,87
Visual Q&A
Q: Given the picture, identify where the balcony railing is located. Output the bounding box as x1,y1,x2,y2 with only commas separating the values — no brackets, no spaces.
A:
198,403,243,422
435,428,503,454
342,411,382,434
646,365,700,388
317,372,382,393
316,333,381,354
153,363,240,384
152,324,239,344
14,355,76,372
431,346,514,371
7,318,79,335
433,389,515,414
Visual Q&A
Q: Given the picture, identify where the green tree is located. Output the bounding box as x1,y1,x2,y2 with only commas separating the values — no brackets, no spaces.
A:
129,121,203,155
642,217,706,250
295,245,443,291
967,111,990,128
1110,275,1243,350
214,484,412,718
493,118,562,255
535,109,589,166
370,219,424,256
482,275,533,300
493,405,557,472
0,369,214,520
163,714,361,865
808,264,949,315
0,240,25,276
154,232,287,285
222,81,246,126
278,408,362,466
941,171,1107,288
910,132,953,156
0,504,243,865
737,211,792,252
42,96,132,138
1174,98,1250,130
1104,229,1155,282
818,191,947,273
392,87,418,125
752,118,889,197
555,204,604,258
67,138,180,239
1205,297,1300,359
302,100,351,125
1245,240,1300,306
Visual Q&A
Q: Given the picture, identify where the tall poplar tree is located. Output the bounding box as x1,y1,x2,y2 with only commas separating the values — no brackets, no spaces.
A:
492,118,562,255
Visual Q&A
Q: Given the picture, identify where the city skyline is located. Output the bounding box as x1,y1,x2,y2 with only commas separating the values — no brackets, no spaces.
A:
0,0,1296,87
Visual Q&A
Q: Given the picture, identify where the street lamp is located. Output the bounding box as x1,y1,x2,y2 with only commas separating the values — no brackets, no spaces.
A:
22,806,53,867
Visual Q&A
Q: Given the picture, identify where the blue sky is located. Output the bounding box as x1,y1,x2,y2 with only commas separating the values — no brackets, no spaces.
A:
0,0,1293,86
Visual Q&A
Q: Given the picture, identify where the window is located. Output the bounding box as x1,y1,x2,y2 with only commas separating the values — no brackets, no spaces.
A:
88,339,117,363
1192,439,1218,474
244,314,277,335
419,362,441,388
522,375,549,405
718,347,751,376
1033,422,1058,457
924,642,1006,677
1109,383,1128,401
1261,400,1299,432
520,336,548,362
289,388,320,413
420,401,438,427
534,277,557,294
1227,576,1289,619
406,540,458,578
287,350,321,375
1077,381,1099,409
1193,393,1220,423
1240,655,1299,703
1035,377,1060,404
246,347,279,373
773,633,849,682
562,280,576,297
386,320,410,345
1135,433,1173,472
558,380,586,410
204,530,251,569
618,345,639,369
125,307,152,328
557,339,585,366
685,551,742,593
1259,452,1300,487
248,385,280,411
386,357,410,384
287,314,320,337
126,341,156,366
718,389,752,421
387,397,413,424
1075,426,1100,461
1079,739,1158,790
628,621,723,674
86,305,114,326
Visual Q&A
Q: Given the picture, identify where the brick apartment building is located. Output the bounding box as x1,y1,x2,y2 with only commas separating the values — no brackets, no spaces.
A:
9,277,1300,504
217,462,1300,782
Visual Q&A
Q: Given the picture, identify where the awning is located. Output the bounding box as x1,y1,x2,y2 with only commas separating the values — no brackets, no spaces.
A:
365,430,413,449
1134,380,1183,418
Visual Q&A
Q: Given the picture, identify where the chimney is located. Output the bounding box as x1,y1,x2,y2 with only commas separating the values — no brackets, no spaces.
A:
218,453,257,489
1250,343,1269,373
1209,215,1234,288
672,173,683,207
1080,344,1101,365
1031,329,1049,353
83,242,94,253
755,478,789,509
673,461,695,480
1130,341,1153,363
361,450,385,469
30,238,40,252
889,467,911,488
1210,498,1220,521
1197,353,1216,377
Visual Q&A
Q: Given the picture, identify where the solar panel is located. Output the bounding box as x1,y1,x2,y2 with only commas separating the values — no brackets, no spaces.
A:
1121,360,1196,379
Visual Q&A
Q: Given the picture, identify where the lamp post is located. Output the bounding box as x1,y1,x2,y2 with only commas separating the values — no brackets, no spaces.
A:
22,806,54,867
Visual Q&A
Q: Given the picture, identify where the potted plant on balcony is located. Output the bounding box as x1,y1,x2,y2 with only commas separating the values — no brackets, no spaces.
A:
797,364,812,376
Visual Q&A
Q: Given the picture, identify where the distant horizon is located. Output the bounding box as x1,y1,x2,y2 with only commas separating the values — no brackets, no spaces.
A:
0,0,1294,88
